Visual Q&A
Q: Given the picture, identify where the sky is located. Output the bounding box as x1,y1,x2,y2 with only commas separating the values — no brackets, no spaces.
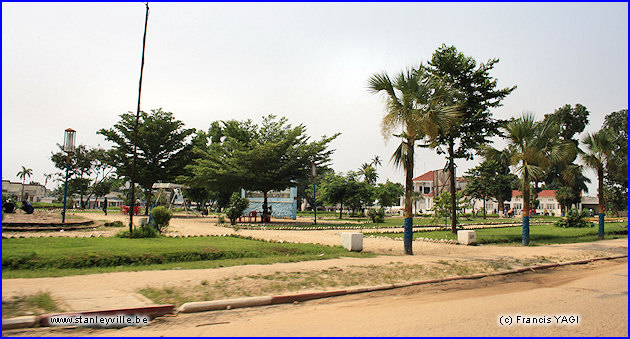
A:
2,2,628,196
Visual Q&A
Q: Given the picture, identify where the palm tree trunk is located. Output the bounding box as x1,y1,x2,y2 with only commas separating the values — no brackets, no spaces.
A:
522,176,530,246
597,167,605,239
403,137,415,255
448,139,457,233
20,178,25,201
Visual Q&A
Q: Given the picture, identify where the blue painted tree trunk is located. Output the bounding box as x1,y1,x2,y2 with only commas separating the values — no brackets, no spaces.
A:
598,213,605,239
522,216,530,246
404,217,413,255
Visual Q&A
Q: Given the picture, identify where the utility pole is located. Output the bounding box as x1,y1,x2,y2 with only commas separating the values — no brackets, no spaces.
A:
129,2,150,233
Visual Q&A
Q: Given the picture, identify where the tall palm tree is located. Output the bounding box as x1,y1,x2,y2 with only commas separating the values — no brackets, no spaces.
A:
371,155,382,171
368,66,459,254
17,166,33,201
503,114,568,245
359,163,378,185
581,130,613,239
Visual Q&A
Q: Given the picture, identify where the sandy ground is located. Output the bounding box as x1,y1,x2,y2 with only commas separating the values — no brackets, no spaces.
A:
5,259,627,337
2,212,627,314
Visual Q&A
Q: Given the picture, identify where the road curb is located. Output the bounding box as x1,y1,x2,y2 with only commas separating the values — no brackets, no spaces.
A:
176,254,627,314
3,254,626,329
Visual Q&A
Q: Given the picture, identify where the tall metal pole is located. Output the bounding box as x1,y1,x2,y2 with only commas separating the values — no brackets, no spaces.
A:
129,2,150,233
312,162,317,225
61,156,70,223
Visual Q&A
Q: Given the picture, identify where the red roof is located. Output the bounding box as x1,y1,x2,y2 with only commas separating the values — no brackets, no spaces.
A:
412,171,434,182
512,190,557,198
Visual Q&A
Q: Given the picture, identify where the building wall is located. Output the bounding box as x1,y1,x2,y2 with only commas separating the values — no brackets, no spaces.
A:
2,180,50,202
241,187,298,220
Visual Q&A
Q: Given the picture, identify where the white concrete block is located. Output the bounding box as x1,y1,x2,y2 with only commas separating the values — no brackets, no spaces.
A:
139,217,148,226
457,230,476,245
341,232,363,252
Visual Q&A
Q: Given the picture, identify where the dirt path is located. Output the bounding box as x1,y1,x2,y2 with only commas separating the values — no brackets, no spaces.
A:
7,259,627,337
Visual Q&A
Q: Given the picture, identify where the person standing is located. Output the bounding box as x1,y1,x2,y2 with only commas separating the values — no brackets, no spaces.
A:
102,197,108,215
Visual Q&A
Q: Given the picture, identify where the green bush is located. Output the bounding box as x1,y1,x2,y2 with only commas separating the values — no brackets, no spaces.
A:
224,193,249,225
150,206,173,233
218,215,226,224
115,225,159,238
555,209,593,228
368,208,385,223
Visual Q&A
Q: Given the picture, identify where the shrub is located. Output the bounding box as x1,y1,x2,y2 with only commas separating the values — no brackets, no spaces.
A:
150,206,173,233
104,221,124,227
115,225,159,238
368,208,385,223
224,193,249,225
217,215,226,224
555,209,593,228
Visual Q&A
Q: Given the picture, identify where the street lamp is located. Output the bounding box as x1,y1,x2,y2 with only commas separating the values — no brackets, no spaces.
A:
312,162,317,225
61,128,76,223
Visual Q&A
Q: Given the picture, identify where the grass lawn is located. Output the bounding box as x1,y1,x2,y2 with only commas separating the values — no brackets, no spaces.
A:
366,222,628,245
2,236,373,279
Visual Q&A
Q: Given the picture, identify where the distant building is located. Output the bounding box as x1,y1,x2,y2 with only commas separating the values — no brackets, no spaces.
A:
2,180,51,202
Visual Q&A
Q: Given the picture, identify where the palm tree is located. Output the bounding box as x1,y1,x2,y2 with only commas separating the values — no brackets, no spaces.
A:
368,66,459,254
17,166,33,201
581,130,613,239
371,155,382,171
359,163,378,185
43,173,54,188
503,114,568,245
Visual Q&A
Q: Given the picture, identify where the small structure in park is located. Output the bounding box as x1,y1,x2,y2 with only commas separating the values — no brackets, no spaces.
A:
241,187,298,220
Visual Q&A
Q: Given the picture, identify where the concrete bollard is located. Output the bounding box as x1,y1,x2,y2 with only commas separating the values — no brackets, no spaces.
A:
457,230,476,245
139,217,149,226
341,232,363,252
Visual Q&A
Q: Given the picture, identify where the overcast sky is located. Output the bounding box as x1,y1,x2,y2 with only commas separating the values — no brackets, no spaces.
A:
2,2,627,196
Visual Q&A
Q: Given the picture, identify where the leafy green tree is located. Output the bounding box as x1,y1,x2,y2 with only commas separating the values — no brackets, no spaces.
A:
581,129,613,239
503,113,568,245
430,191,469,225
187,115,338,221
602,109,627,214
426,44,516,233
375,180,404,208
463,160,515,219
16,166,33,201
368,66,458,254
540,104,590,208
98,108,195,214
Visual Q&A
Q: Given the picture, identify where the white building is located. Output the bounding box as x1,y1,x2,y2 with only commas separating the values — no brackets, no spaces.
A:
2,180,51,202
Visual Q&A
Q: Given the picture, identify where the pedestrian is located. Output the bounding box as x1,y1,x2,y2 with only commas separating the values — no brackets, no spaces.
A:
20,200,34,214
103,197,108,215
3,199,15,213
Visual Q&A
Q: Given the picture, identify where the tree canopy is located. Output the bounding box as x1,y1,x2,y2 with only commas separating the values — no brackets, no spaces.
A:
426,44,516,232
98,108,195,213
186,115,339,219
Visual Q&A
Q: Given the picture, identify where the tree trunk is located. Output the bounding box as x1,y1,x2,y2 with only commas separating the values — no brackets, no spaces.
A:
263,191,269,222
597,167,605,239
448,139,457,233
402,137,415,255
522,175,530,246
498,200,505,217
339,200,343,220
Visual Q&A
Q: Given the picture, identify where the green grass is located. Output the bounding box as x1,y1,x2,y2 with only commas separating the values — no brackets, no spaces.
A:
2,291,62,318
2,236,373,279
366,222,628,245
